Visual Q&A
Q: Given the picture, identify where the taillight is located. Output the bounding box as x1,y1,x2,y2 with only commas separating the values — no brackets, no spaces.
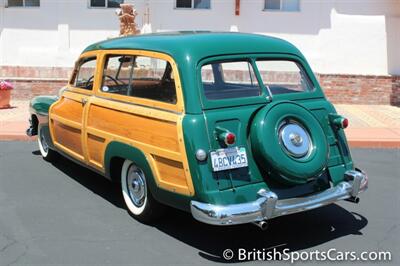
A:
225,132,236,145
342,118,349,129
215,126,236,146
329,114,349,129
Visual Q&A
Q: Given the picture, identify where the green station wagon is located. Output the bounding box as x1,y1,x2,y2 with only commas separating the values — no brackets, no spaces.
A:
27,32,368,229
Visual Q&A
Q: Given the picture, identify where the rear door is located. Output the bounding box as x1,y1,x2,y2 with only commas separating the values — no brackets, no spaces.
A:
49,55,98,162
85,51,194,196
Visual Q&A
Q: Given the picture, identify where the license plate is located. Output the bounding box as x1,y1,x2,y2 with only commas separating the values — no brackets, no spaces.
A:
210,147,248,172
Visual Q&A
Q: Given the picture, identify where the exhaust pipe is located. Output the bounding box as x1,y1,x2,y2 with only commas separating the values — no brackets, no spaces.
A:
345,196,360,203
253,220,269,231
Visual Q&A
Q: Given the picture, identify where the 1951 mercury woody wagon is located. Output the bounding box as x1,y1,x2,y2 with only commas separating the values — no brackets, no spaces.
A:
27,32,368,229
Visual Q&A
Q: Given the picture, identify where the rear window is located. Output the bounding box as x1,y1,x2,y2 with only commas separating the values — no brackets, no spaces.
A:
201,61,261,100
255,60,313,95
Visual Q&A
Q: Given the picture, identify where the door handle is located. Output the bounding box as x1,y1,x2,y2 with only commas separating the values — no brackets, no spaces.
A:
81,98,88,106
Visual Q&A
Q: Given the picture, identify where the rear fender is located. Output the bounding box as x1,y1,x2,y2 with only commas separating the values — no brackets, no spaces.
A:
104,141,192,212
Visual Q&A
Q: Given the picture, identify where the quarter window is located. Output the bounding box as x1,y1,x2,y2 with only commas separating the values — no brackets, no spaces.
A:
71,57,97,90
201,61,261,100
176,0,210,9
90,0,124,8
255,60,312,95
264,0,300,12
101,55,177,104
6,0,40,7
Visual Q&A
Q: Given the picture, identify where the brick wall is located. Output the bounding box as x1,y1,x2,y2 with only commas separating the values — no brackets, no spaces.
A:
0,66,72,80
318,74,399,106
391,76,400,106
9,79,68,100
1,66,399,106
0,66,71,100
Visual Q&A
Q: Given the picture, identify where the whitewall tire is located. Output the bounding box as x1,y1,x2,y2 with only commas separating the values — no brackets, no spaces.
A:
121,159,165,222
38,126,58,162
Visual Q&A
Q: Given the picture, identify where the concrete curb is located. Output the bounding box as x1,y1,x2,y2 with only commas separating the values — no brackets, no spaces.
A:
347,140,400,149
0,134,35,141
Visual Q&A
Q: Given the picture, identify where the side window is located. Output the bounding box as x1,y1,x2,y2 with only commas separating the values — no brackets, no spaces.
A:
101,54,177,104
71,57,97,90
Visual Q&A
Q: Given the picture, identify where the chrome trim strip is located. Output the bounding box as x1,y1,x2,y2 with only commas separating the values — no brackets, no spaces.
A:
191,169,368,226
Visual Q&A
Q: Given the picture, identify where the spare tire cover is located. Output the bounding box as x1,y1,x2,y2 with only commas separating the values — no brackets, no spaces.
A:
250,101,329,185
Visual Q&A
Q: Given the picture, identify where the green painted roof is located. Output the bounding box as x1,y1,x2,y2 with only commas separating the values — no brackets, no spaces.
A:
83,32,304,64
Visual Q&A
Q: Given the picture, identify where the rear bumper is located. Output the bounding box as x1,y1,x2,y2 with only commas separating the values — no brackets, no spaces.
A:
191,169,368,225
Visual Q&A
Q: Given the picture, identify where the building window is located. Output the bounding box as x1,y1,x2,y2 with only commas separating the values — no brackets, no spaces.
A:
6,0,40,7
264,0,299,12
176,0,210,9
90,0,124,8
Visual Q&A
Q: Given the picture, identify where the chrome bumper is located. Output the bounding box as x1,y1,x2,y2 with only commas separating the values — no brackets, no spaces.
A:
191,170,368,225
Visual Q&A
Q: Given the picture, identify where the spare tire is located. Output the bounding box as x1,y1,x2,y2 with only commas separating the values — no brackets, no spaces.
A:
250,101,329,185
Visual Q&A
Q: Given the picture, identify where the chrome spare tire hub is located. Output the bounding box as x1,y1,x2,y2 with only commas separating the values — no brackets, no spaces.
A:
279,121,311,158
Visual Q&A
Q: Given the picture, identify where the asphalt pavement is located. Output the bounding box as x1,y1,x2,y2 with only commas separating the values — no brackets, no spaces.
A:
0,141,399,265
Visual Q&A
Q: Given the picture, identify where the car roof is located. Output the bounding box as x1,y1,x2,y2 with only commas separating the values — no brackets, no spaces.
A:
83,31,303,64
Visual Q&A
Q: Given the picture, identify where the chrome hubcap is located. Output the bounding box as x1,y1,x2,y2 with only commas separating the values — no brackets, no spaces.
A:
279,121,311,158
126,165,146,207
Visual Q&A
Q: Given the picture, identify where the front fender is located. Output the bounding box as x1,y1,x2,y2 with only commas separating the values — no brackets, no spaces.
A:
29,96,58,149
30,95,58,118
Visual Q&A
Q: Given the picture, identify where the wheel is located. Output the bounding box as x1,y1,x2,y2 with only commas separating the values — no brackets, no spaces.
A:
37,126,58,162
121,159,165,223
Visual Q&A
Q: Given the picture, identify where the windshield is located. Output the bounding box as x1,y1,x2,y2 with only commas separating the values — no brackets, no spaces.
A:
200,59,313,100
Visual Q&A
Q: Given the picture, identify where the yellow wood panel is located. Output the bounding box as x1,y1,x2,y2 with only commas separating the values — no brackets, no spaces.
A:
90,97,178,123
51,114,81,129
176,115,195,195
87,133,106,167
85,127,181,162
51,97,83,124
153,155,188,189
52,120,83,156
84,99,194,195
87,104,180,153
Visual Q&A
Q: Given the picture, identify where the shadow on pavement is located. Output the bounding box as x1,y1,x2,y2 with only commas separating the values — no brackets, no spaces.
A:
43,151,124,209
34,149,368,263
155,205,367,263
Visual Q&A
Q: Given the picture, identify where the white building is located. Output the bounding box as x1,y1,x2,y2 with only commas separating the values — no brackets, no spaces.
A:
0,0,399,104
